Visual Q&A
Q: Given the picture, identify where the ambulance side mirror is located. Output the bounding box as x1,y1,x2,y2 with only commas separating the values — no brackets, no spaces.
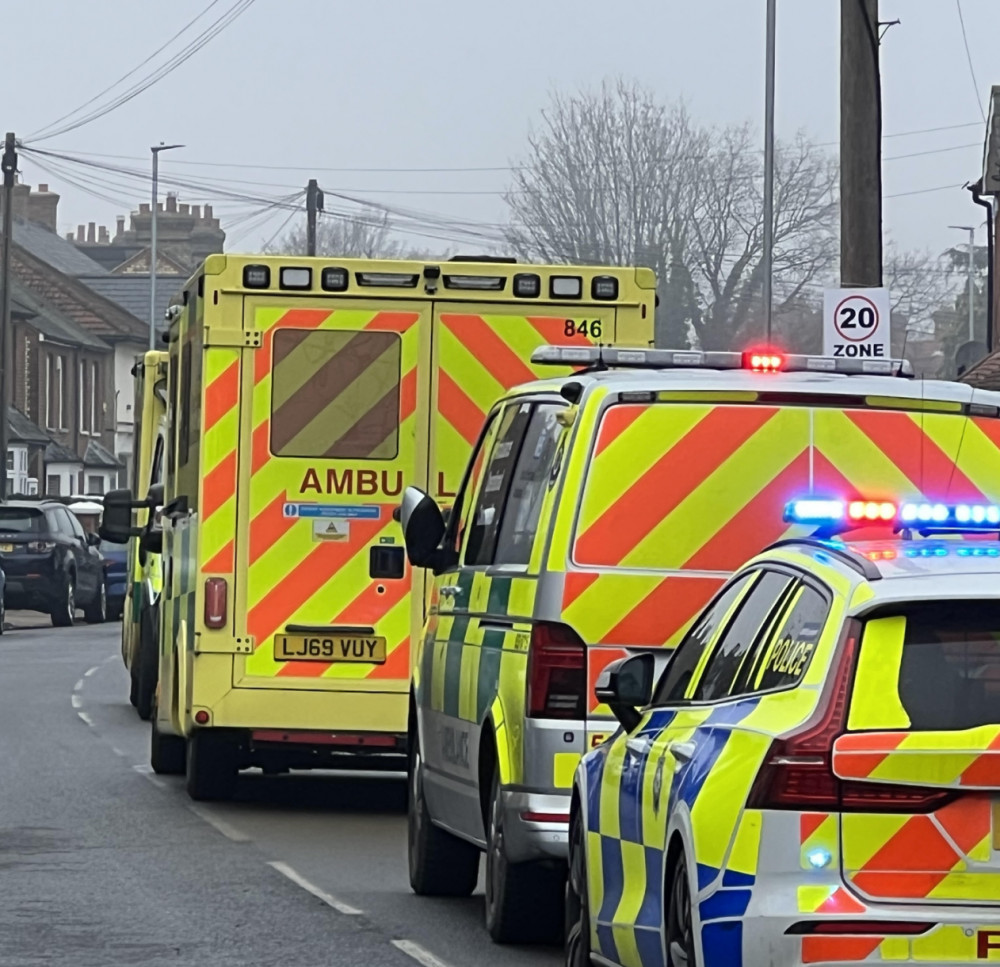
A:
400,486,454,572
99,489,139,544
595,654,655,733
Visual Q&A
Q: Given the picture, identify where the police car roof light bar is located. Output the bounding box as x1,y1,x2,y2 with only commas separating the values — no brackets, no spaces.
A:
898,501,1000,535
529,345,914,377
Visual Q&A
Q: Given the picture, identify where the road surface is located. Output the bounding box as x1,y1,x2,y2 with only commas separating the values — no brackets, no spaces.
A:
0,617,563,967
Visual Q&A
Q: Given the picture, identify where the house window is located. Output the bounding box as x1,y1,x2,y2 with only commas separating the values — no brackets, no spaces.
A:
45,355,53,429
46,474,60,495
91,361,99,435
5,450,13,472
57,356,67,430
86,475,104,495
78,360,87,433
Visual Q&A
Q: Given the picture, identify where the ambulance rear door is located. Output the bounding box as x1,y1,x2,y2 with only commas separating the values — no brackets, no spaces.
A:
234,298,432,694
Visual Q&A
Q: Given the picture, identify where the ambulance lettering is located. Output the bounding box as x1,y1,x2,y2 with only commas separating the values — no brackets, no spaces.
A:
978,930,1000,958
299,468,404,496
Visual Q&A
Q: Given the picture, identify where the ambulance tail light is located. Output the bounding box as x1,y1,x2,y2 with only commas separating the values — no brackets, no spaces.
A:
526,622,586,719
204,578,227,630
747,621,953,812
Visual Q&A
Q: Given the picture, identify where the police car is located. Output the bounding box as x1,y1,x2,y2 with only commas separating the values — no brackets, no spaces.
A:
567,497,1000,967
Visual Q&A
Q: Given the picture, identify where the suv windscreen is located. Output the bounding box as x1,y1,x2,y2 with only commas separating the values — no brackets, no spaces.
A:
0,508,45,534
869,600,1000,732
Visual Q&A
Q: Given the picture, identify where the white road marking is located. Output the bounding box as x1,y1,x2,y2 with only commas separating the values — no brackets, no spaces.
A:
267,861,362,915
70,694,82,708
391,940,454,967
188,804,251,843
111,747,125,757
132,763,165,789
77,711,94,727
84,665,99,677
73,679,84,692
102,654,117,664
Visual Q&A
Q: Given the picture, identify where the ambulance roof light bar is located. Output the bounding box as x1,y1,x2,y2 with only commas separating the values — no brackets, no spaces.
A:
529,345,915,378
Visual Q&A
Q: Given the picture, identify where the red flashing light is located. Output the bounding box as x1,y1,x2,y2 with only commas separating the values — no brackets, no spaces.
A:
743,351,785,372
847,500,896,522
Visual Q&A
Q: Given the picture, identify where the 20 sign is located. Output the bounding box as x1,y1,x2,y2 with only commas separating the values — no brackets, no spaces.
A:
823,287,891,359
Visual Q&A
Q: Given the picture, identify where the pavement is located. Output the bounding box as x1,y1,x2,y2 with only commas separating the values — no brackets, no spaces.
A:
0,617,563,967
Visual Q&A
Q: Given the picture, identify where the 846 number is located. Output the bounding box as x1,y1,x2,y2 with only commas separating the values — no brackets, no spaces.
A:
564,319,602,339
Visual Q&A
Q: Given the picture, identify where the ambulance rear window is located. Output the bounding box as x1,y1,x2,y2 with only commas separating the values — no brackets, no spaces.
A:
270,329,402,459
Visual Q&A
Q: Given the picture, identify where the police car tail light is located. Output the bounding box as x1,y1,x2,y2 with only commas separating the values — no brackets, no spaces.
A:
526,622,586,719
204,577,227,630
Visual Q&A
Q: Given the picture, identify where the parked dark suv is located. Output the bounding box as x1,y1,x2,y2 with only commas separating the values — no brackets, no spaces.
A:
0,500,106,626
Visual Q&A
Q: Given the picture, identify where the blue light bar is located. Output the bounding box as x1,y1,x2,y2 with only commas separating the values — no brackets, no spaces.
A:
899,502,1000,529
784,498,845,524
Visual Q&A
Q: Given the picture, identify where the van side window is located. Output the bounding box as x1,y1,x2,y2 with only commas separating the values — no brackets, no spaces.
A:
494,404,563,566
692,571,794,702
151,436,164,488
652,573,756,705
463,403,532,567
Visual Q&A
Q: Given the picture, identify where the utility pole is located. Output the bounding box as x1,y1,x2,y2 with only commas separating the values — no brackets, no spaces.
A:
762,0,776,343
949,225,977,342
306,179,323,256
149,143,183,351
840,0,882,287
0,132,17,503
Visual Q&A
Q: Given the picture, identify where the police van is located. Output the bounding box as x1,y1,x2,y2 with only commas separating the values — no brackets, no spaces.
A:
399,346,1000,943
100,255,654,801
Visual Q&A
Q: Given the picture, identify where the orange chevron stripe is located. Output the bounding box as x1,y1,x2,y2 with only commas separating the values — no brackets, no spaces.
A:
370,633,411,680
592,404,644,457
204,540,235,575
598,575,724,648
851,815,957,898
438,371,482,446
442,314,536,388
202,451,237,521
801,937,882,964
204,361,239,431
365,311,421,332
563,572,600,610
248,491,298,567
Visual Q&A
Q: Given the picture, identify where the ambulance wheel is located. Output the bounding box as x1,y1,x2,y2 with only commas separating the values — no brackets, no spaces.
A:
666,853,697,967
485,771,564,944
407,731,479,896
564,806,592,967
129,669,138,708
185,730,237,802
135,605,158,722
150,709,185,776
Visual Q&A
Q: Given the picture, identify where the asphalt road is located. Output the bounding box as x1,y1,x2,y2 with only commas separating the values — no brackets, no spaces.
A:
0,616,563,967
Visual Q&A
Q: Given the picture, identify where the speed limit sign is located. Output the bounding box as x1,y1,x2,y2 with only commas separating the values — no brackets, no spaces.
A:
823,287,891,359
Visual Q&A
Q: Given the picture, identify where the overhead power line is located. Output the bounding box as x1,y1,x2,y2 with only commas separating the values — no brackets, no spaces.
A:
954,0,987,123
26,0,257,143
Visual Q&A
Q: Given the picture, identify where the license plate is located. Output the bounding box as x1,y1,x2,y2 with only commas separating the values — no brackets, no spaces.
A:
273,634,387,664
0,544,12,553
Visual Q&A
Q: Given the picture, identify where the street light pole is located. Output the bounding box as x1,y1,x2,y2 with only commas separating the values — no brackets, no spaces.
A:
762,0,776,343
949,225,976,343
149,143,183,351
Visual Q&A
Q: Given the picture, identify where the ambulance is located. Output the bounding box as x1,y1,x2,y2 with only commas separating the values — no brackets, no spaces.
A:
121,350,168,721
99,254,655,801
399,346,1000,943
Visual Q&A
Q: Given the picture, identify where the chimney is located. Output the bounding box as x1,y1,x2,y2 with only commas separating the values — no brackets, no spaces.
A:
116,215,125,238
8,182,29,222
191,205,201,220
166,193,177,213
87,222,96,243
98,226,109,244
76,225,85,242
179,203,189,215
27,183,60,233
65,232,74,241
139,203,150,214
203,204,213,220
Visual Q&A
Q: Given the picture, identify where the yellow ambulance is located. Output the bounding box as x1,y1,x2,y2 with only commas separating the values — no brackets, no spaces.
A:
100,254,655,801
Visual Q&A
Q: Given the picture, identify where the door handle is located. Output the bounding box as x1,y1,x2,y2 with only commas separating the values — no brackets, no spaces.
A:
439,585,462,599
626,736,652,757
668,740,696,763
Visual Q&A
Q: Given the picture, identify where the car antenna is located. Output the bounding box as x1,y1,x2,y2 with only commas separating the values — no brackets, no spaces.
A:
895,324,912,378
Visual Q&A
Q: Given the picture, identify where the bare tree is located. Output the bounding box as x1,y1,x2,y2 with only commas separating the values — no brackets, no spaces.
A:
270,210,410,259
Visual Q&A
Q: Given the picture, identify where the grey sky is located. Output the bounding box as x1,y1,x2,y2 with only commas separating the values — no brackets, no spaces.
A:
9,0,1000,263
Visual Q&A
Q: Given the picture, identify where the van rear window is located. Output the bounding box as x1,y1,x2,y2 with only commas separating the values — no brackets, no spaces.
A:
885,601,1000,731
270,329,401,459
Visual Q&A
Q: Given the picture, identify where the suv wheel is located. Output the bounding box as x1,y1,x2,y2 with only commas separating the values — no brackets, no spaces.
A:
84,581,107,624
185,730,238,801
565,806,592,967
0,592,6,635
407,728,479,896
484,770,564,944
51,574,75,628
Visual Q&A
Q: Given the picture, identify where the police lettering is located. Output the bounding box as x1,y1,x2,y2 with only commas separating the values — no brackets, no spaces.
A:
767,636,814,678
299,468,404,496
832,343,885,357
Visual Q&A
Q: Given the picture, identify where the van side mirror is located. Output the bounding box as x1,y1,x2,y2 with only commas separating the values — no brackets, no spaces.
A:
99,489,138,544
595,653,655,732
400,486,455,572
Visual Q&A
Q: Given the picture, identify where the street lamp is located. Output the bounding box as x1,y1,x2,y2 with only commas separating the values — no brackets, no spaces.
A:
948,224,976,343
150,143,184,350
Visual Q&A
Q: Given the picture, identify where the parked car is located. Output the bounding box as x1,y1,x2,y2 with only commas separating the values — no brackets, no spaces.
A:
99,539,128,621
0,499,107,626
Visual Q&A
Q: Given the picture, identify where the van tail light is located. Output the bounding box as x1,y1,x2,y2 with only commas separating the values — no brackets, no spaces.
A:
526,622,586,719
204,577,228,630
747,619,953,813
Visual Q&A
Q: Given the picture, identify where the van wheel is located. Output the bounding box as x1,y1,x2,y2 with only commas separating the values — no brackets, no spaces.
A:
84,581,107,624
150,708,185,776
565,806,592,967
51,574,75,627
407,730,479,896
666,854,697,967
485,770,564,944
186,730,237,801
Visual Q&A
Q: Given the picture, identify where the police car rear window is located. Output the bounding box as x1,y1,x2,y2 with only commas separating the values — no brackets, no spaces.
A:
890,601,1000,732
270,329,402,459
